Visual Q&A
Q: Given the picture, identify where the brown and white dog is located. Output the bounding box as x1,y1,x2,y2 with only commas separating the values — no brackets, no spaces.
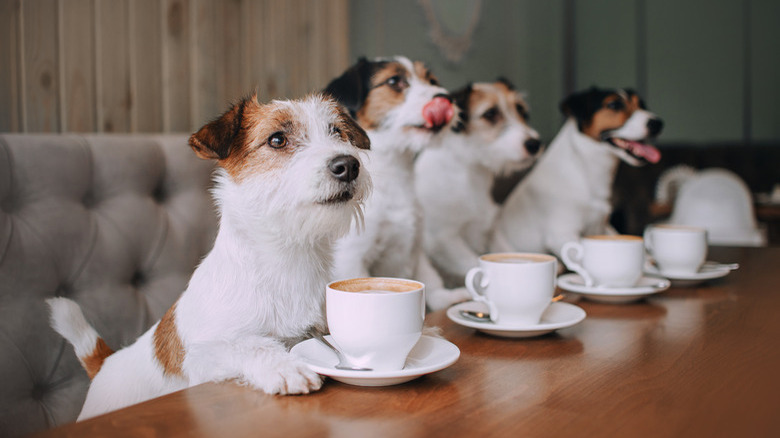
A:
47,94,372,420
492,87,663,257
323,56,464,310
415,79,541,291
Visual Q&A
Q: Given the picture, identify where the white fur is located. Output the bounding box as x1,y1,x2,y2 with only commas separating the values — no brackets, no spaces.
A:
415,85,539,296
330,57,464,311
47,96,372,420
46,297,100,361
492,110,656,257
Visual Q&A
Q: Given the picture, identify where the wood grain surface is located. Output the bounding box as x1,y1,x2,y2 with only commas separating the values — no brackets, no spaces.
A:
34,247,780,438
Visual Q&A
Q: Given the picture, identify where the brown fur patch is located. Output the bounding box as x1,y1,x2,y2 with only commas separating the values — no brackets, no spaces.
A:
335,105,370,150
413,61,439,85
153,302,185,377
356,62,408,129
582,94,635,140
82,338,114,380
465,82,532,141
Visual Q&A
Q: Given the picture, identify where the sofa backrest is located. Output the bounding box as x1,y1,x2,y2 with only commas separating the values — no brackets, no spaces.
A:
0,134,218,437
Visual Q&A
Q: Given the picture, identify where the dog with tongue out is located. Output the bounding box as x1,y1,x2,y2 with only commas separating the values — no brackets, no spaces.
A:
324,56,463,311
491,87,664,258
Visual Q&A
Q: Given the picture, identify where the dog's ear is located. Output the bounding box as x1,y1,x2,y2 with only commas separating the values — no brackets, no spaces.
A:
189,96,251,160
623,88,647,109
323,57,377,117
496,76,515,91
450,83,473,133
337,105,371,150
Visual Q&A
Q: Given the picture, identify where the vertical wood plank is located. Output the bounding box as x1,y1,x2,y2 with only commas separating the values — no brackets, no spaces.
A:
327,0,349,82
22,0,61,132
96,0,131,132
192,0,218,128
162,0,191,132
307,0,325,95
130,0,164,132
0,0,22,132
60,0,96,132
215,0,243,107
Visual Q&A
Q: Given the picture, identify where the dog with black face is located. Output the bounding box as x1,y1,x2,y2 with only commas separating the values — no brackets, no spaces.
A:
324,56,461,310
492,87,663,257
415,79,542,293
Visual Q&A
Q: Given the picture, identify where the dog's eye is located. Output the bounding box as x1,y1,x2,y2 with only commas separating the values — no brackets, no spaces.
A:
330,125,342,136
516,104,529,121
482,107,500,124
386,75,408,92
429,77,440,86
268,132,287,149
606,100,625,111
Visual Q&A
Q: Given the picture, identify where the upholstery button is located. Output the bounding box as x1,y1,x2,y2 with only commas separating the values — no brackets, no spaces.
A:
153,185,166,203
131,271,145,288
82,192,96,208
55,283,73,297
31,383,46,401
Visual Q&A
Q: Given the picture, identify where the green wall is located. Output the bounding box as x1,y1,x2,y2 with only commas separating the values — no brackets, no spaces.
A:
349,0,780,145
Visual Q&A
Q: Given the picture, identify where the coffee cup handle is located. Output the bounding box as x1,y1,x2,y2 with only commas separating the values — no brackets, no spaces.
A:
561,241,595,287
643,227,653,253
465,267,499,323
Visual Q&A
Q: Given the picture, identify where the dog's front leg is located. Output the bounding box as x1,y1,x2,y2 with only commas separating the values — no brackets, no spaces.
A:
184,335,322,395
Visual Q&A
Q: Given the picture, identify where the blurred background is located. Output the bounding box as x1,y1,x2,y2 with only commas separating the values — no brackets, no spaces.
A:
1,0,778,240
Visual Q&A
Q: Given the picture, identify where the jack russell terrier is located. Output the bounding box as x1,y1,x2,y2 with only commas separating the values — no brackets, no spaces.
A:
492,87,663,257
47,94,372,420
324,56,466,311
415,79,541,289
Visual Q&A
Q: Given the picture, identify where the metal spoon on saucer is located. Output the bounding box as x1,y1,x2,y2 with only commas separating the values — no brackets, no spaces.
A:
459,294,566,323
313,333,372,371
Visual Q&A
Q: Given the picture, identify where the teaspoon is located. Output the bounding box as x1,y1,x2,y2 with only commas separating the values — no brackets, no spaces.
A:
313,334,373,371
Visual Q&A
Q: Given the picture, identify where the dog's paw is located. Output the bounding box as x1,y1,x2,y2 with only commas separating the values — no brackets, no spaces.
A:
250,358,323,395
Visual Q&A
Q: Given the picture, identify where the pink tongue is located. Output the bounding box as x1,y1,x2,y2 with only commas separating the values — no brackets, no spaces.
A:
422,97,454,130
627,140,661,163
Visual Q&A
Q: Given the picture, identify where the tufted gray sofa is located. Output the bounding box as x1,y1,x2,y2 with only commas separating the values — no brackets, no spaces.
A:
0,134,218,437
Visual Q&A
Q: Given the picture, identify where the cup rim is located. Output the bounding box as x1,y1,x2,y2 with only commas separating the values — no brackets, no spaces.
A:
650,224,707,233
479,252,557,264
583,234,643,242
327,277,424,294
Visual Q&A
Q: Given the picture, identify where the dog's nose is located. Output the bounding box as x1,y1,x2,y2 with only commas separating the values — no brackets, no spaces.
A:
328,155,360,183
647,118,664,137
524,138,542,155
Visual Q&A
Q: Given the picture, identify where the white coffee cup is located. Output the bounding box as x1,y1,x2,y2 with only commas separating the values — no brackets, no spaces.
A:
465,253,557,326
644,224,707,275
560,235,645,288
326,277,425,371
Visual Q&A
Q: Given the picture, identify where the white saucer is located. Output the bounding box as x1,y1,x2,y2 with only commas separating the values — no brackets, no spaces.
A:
557,273,671,303
645,261,733,285
290,335,459,387
446,301,586,338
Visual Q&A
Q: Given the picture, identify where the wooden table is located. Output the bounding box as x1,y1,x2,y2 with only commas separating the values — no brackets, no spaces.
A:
35,247,780,438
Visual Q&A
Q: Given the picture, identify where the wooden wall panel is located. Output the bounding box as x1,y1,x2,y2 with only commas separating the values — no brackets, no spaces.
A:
0,0,351,134
96,0,131,133
60,0,96,132
22,0,60,132
0,0,22,132
130,0,164,132
162,0,191,132
192,0,218,127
